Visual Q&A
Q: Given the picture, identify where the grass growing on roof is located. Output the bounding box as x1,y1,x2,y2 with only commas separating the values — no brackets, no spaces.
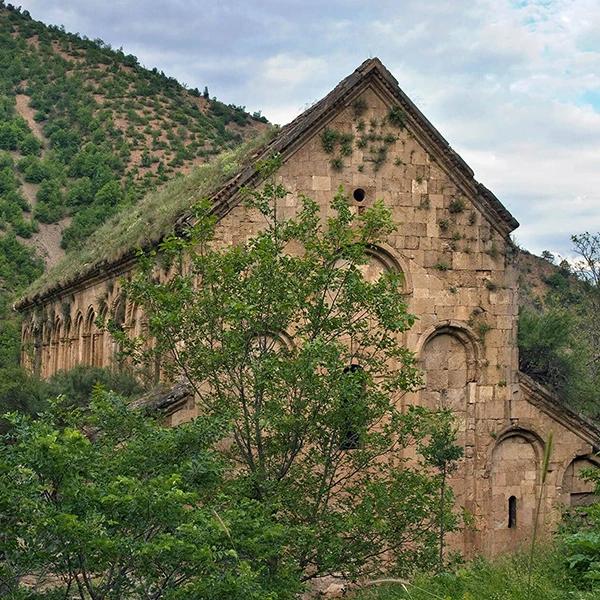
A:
21,128,277,302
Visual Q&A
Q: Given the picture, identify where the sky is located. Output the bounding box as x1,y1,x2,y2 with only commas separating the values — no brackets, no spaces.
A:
15,0,600,258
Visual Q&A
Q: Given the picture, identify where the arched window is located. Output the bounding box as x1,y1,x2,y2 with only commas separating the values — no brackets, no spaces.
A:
340,364,365,450
508,496,517,529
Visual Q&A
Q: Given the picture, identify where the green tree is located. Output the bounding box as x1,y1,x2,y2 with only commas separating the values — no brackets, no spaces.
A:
34,178,65,223
0,390,297,599
18,133,42,156
518,233,600,417
0,122,20,150
118,169,461,580
94,179,122,206
418,410,463,570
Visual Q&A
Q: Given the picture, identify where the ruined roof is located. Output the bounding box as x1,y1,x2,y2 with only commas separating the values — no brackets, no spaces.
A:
17,57,519,310
520,372,600,448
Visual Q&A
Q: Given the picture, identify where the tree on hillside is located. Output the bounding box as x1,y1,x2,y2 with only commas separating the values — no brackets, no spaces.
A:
571,233,600,380
518,233,600,418
116,161,462,581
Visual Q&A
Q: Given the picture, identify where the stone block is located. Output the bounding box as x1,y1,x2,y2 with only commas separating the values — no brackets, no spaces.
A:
311,175,331,191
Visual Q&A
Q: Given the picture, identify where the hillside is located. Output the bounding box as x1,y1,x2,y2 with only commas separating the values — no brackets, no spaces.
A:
0,2,269,370
0,3,268,262
515,249,574,308
515,245,600,419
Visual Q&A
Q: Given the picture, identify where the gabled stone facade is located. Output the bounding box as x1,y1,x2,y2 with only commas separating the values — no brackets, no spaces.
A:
16,58,600,557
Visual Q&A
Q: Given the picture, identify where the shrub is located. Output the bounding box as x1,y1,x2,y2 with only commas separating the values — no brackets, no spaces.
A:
34,179,65,223
18,133,42,156
0,390,299,599
46,364,144,408
18,155,56,183
388,105,406,128
0,121,21,150
0,366,49,433
448,197,466,214
518,308,578,395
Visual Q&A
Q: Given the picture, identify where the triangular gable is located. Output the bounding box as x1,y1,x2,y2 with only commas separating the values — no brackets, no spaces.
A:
180,57,519,236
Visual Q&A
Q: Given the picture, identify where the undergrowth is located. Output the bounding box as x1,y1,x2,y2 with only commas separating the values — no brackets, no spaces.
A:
353,550,596,600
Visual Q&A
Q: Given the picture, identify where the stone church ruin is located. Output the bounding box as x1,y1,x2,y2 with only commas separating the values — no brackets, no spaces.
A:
16,58,600,557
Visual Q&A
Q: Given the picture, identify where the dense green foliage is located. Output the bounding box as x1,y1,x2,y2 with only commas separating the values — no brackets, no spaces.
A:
0,365,143,432
0,230,44,399
561,467,600,589
0,390,298,599
517,234,600,418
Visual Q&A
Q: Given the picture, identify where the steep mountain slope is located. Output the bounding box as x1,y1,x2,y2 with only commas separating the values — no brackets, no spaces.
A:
0,2,269,370
0,3,267,260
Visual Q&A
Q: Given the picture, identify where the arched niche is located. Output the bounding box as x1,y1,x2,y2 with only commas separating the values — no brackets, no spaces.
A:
417,322,480,413
109,293,128,366
333,243,412,293
246,330,295,360
50,317,62,375
71,311,84,369
111,293,127,329
83,306,96,366
60,317,72,373
92,303,108,367
562,456,599,507
31,320,43,376
489,430,542,553
41,318,53,378
21,323,33,372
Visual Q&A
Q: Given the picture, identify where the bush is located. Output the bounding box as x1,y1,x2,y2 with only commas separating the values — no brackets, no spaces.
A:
18,155,55,183
60,202,117,250
46,364,144,408
18,133,42,156
34,178,65,223
0,366,48,433
518,308,577,394
0,390,300,599
562,468,600,591
0,232,43,289
518,307,600,414
94,178,122,206
66,176,94,206
0,121,21,150
0,166,17,194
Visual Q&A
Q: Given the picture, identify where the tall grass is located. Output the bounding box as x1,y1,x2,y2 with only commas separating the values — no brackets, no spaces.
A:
527,431,553,591
353,550,594,600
